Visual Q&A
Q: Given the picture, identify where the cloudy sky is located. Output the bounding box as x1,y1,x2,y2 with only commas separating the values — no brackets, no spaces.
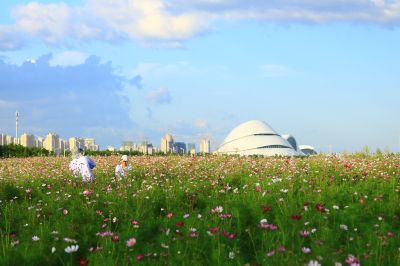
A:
1,0,400,152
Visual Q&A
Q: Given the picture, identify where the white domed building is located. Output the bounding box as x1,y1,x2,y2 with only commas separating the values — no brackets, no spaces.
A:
215,120,303,157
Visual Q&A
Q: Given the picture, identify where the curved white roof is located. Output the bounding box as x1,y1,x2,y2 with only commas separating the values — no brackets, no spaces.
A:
216,120,302,157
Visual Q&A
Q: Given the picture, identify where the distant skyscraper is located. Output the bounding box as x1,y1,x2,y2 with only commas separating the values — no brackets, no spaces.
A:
121,141,136,151
36,136,44,148
69,137,85,151
161,133,174,153
15,110,19,143
6,135,15,145
20,133,35,148
200,139,211,154
187,143,196,155
43,133,60,153
84,138,99,151
0,134,6,146
174,142,187,154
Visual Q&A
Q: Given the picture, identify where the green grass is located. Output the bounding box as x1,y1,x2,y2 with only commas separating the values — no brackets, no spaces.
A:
0,155,399,265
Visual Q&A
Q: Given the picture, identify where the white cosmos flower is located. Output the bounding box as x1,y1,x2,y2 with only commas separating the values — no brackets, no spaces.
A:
32,236,40,241
65,245,79,253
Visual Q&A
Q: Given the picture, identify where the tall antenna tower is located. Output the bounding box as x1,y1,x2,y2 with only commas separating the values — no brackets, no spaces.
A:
15,110,19,142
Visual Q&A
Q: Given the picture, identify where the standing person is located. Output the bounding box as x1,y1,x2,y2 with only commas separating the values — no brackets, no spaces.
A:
115,155,132,177
69,148,96,182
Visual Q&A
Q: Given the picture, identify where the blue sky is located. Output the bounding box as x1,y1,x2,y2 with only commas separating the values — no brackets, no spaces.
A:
1,0,400,152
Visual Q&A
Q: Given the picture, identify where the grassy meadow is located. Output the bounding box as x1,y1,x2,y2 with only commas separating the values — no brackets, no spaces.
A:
0,155,399,265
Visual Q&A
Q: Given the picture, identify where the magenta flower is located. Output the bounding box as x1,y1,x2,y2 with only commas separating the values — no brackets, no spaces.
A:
315,203,326,213
131,220,139,225
208,227,219,235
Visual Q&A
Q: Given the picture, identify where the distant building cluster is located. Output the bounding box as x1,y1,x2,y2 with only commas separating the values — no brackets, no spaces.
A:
0,132,100,155
159,133,210,155
1,111,322,157
0,111,100,154
116,140,157,155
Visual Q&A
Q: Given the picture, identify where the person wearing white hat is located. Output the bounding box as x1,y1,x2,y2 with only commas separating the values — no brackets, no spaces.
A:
115,155,133,177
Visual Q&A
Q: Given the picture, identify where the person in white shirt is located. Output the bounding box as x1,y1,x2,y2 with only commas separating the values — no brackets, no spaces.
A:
115,155,132,177
69,148,96,182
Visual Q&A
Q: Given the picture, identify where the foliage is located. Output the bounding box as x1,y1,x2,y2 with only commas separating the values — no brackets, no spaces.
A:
0,155,399,265
0,144,50,158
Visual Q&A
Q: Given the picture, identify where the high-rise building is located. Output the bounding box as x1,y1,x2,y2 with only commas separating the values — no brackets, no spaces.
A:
187,143,196,155
161,133,174,153
0,134,6,146
174,142,187,154
200,139,211,154
36,137,44,148
69,137,85,151
15,110,19,143
84,138,99,151
20,133,35,148
43,133,60,152
6,135,15,145
121,141,136,151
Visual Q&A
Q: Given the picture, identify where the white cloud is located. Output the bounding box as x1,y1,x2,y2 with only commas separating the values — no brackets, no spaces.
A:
0,26,24,50
12,2,72,44
49,51,88,66
1,0,400,50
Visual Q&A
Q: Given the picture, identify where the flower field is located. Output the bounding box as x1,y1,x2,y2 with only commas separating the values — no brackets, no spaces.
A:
0,155,399,266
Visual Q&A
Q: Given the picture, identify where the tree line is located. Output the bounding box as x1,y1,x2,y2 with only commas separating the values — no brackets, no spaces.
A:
0,144,52,157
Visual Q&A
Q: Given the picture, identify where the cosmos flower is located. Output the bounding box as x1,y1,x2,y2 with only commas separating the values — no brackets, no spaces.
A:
32,236,40,241
65,245,79,253
308,260,321,266
302,247,312,254
126,237,137,247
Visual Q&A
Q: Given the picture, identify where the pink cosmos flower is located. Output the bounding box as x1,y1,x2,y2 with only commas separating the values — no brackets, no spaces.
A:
136,254,144,261
345,254,359,265
300,230,311,237
302,247,311,254
166,213,173,219
126,237,137,247
266,250,275,257
82,189,92,196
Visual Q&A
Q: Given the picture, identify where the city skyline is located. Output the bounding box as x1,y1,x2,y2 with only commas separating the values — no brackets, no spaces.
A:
1,1,400,153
